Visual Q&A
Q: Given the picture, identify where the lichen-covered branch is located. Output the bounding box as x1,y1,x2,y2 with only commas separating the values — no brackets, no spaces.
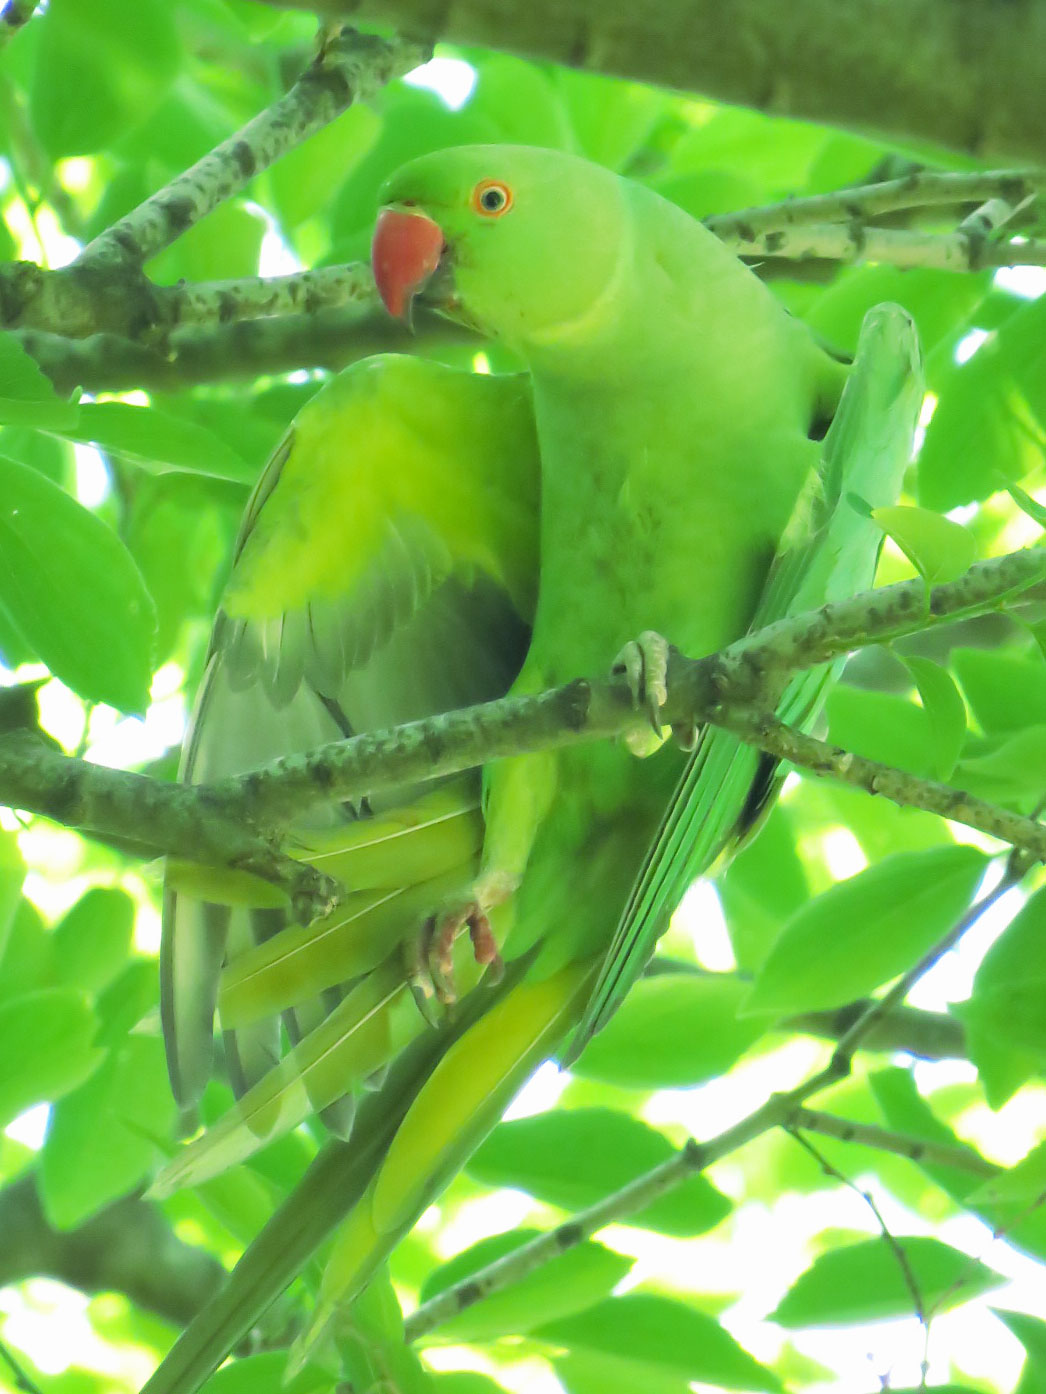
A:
705,169,1041,241
0,731,339,920
718,220,1046,274
3,549,1045,903
727,713,1046,860
271,0,1046,163
77,28,426,270
15,309,474,396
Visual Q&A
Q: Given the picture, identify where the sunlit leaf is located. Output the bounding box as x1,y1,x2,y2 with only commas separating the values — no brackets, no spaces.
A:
743,846,986,1015
39,1034,175,1228
0,454,156,710
771,1235,1004,1325
0,989,102,1127
573,973,765,1089
901,655,968,779
469,1109,729,1237
872,504,976,586
417,1230,632,1344
536,1293,782,1393
51,886,136,995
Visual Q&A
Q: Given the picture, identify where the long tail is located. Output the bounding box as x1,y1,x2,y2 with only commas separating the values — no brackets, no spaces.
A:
140,956,592,1394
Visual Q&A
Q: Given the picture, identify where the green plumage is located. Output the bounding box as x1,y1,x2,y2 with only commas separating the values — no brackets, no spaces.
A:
146,145,921,1393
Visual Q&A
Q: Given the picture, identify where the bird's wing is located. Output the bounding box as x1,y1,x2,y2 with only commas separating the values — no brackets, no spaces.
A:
161,354,540,1112
569,303,924,1056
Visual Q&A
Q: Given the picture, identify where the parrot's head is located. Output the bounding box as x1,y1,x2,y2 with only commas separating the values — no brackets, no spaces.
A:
373,145,630,353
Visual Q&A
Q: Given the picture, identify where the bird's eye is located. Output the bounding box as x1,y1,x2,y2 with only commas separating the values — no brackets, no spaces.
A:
471,179,513,218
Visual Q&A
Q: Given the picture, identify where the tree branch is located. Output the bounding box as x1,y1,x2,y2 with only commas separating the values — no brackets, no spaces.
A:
15,309,475,397
0,1171,225,1329
649,963,969,1060
705,169,1041,240
266,0,1046,163
77,28,425,270
3,549,1045,909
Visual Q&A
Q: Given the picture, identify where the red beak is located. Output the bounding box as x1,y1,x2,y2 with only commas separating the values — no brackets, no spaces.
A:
372,208,445,320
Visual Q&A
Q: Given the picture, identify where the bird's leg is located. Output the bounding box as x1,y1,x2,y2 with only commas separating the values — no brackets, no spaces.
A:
409,870,517,1005
614,629,699,753
409,747,558,1005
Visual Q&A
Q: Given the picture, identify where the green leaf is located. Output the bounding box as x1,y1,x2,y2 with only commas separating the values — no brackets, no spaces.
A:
806,264,987,357
870,1066,1046,1263
574,973,765,1089
65,402,254,482
269,105,381,229
771,1235,1005,1326
417,1231,632,1344
535,1293,782,1393
919,297,1046,511
901,655,968,780
0,333,80,430
993,1308,1046,1394
743,845,986,1015
198,1351,328,1394
0,832,26,967
719,803,811,972
95,959,157,1045
468,1109,730,1238
52,887,135,995
0,989,102,1127
554,1350,687,1394
826,684,934,778
953,647,1046,736
0,899,53,1005
956,724,1046,802
0,453,157,711
872,504,976,586
1005,480,1046,530
971,1138,1046,1207
31,0,180,157
40,1034,175,1228
146,201,266,286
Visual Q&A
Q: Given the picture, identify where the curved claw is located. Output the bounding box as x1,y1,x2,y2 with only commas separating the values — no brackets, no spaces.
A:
613,629,672,755
411,901,505,1005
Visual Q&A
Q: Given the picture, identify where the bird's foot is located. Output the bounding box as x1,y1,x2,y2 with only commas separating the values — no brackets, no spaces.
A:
613,629,671,756
613,629,699,753
408,875,512,1006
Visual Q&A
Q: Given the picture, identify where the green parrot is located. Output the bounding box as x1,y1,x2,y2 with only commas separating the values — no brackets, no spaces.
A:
145,144,922,1392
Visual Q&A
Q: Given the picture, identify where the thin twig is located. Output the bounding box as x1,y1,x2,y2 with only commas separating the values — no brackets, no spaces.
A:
789,1108,998,1179
726,714,1046,860
787,1130,930,1331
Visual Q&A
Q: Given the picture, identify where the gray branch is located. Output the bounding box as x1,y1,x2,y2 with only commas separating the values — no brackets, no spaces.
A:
271,0,1046,163
2,548,1045,915
0,1171,225,1329
705,169,1041,240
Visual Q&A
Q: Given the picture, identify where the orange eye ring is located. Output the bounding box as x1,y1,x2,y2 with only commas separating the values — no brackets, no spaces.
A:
470,179,514,218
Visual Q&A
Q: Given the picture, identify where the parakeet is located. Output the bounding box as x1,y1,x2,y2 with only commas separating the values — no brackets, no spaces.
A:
144,144,921,1393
